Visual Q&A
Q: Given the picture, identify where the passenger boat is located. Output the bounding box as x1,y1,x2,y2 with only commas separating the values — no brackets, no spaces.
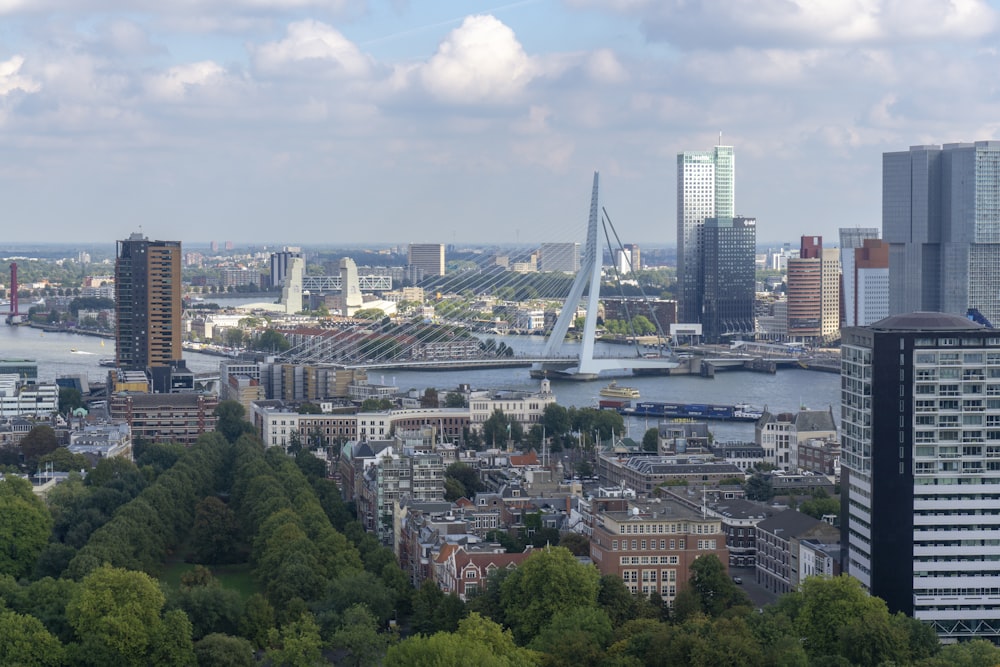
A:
599,380,641,399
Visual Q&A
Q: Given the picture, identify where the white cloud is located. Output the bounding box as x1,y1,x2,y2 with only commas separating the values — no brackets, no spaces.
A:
569,0,998,48
0,55,41,95
585,48,627,84
145,61,229,101
419,14,538,104
252,19,373,77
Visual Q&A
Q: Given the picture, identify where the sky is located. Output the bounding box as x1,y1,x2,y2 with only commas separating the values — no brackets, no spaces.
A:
1,0,999,248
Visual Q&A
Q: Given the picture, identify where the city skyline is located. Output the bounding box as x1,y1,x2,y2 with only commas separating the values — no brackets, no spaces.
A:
1,2,999,245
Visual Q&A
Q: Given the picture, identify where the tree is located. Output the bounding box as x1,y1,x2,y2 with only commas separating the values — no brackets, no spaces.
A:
58,387,83,414
194,633,255,667
542,403,571,438
500,547,600,644
745,474,773,502
642,427,659,453
385,613,538,667
191,496,240,564
0,477,54,578
530,607,613,667
559,532,591,557
799,494,840,520
0,607,66,667
482,409,522,447
225,328,245,348
420,388,439,408
329,603,391,667
265,613,324,667
255,329,290,353
66,564,192,667
687,554,751,617
20,425,60,468
444,391,468,408
444,462,483,500
215,400,255,443
39,447,91,473
794,575,894,660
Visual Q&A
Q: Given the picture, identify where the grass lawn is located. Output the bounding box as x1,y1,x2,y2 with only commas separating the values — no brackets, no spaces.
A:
160,558,260,599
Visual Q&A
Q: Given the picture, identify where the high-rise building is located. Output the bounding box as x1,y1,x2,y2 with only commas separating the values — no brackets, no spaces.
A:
839,227,880,327
677,145,734,323
841,313,1000,640
851,239,889,326
115,233,182,372
539,242,580,273
407,243,445,277
786,236,839,344
270,246,303,288
699,216,756,343
884,141,1000,323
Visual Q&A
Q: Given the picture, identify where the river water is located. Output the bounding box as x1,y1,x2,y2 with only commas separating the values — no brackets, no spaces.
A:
0,324,841,442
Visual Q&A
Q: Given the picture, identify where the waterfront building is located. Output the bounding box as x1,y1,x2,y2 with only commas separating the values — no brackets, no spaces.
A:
0,359,38,383
839,227,881,327
699,216,756,343
468,379,556,439
407,243,446,277
588,498,729,600
0,376,58,417
677,144,734,324
755,407,838,471
841,312,1000,639
885,141,1000,323
786,236,840,344
538,242,580,273
115,233,182,370
269,246,302,288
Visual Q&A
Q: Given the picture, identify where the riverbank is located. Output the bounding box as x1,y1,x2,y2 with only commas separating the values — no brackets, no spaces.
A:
27,322,114,339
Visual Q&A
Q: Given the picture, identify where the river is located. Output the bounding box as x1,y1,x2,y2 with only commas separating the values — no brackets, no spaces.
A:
0,324,841,442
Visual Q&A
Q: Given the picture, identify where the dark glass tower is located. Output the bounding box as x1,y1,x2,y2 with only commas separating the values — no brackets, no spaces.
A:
699,216,756,343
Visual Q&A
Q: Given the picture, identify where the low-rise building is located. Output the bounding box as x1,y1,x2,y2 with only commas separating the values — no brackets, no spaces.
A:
588,497,729,601
68,421,133,463
755,509,840,595
0,375,58,417
755,407,837,471
598,452,744,495
468,379,556,435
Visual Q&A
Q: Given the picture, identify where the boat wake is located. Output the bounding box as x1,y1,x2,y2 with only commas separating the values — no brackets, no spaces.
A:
70,350,97,355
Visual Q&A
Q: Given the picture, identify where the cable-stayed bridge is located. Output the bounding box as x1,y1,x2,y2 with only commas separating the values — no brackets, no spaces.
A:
274,173,682,379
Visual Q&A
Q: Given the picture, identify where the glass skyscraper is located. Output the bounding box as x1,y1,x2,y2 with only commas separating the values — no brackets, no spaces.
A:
884,141,1000,324
677,145,734,324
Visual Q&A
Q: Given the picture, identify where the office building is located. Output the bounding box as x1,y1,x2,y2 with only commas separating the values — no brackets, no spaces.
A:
613,244,640,275
538,242,580,273
841,313,1000,639
786,236,840,344
407,243,445,277
851,239,890,326
115,233,182,374
699,216,756,343
677,145,734,323
884,141,1000,323
840,227,880,327
269,246,303,288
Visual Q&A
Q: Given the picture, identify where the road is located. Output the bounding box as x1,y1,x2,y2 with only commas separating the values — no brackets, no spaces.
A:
729,566,780,610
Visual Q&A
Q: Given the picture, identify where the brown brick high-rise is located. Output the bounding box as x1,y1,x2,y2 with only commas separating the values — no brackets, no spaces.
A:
115,233,182,371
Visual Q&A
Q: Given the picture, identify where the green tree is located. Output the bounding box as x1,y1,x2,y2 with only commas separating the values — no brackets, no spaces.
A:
58,387,83,414
798,495,840,520
215,400,256,443
642,427,659,453
239,594,276,650
265,612,324,667
191,496,240,564
530,607,613,667
255,329,290,353
687,554,751,617
329,603,391,667
0,607,66,667
39,447,91,473
0,477,54,578
385,612,539,667
20,425,60,468
194,633,256,667
559,532,591,557
794,574,893,660
482,409,523,447
444,391,468,408
542,403,571,437
66,564,192,667
745,474,773,502
500,547,600,644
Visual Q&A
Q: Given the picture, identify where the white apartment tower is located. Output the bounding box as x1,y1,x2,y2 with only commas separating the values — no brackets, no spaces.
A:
677,145,734,324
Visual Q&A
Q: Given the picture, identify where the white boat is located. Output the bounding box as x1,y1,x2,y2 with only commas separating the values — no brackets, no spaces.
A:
599,381,641,399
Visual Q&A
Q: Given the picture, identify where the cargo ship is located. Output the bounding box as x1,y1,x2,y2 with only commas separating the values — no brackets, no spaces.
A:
621,401,763,422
